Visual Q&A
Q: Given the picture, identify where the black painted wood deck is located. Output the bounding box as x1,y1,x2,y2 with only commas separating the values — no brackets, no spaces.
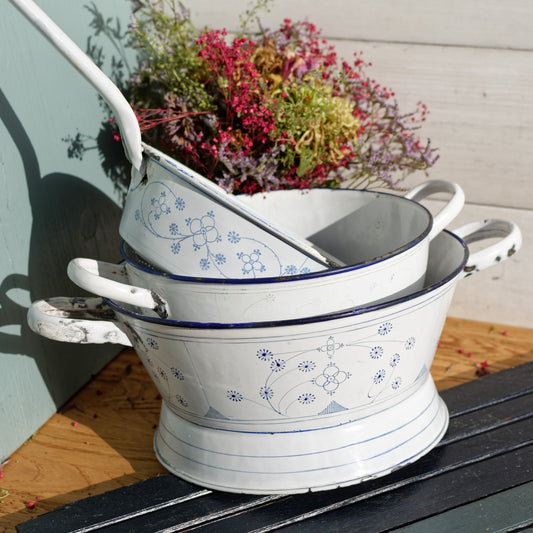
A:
17,361,533,533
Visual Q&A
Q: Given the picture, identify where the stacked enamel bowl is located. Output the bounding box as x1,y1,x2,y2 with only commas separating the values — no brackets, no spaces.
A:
16,0,522,495
26,178,522,494
67,180,464,323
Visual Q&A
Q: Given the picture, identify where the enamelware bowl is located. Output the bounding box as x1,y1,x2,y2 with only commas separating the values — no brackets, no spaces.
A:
27,219,521,493
119,177,463,279
67,182,464,322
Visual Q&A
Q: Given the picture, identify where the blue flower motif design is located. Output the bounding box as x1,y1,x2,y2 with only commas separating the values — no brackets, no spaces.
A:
228,231,241,244
391,377,402,390
298,361,317,373
171,242,181,255
284,265,298,276
389,353,400,367
270,359,286,372
298,392,316,404
214,253,226,265
300,267,311,274
237,249,266,275
147,338,159,350
405,337,416,350
171,367,184,381
151,192,171,220
175,197,185,211
373,369,386,384
257,348,274,361
200,258,210,270
378,322,393,335
188,214,220,249
227,390,243,402
259,386,274,401
135,209,141,221
169,223,180,236
313,363,351,395
157,367,168,381
175,394,188,407
370,346,384,359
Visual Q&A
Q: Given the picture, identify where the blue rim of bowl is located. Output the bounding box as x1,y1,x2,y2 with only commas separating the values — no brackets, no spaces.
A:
121,188,434,284
105,229,469,329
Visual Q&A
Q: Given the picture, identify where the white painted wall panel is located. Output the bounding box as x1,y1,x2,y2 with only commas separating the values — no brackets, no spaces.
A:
190,0,533,50
331,40,533,210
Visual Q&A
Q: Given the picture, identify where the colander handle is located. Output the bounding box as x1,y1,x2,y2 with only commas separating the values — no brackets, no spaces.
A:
27,297,131,345
9,0,143,173
67,258,169,319
454,219,522,276
404,180,465,241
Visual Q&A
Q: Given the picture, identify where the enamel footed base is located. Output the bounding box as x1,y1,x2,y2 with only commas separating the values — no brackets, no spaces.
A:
153,373,449,494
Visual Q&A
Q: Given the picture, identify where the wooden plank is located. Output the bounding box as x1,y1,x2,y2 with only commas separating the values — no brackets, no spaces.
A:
330,39,533,211
15,363,533,532
189,0,533,50
13,476,211,533
266,447,533,533
389,481,533,533
432,318,533,392
104,440,533,532
440,360,533,415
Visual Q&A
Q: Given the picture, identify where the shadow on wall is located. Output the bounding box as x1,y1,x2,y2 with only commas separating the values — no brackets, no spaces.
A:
0,88,124,407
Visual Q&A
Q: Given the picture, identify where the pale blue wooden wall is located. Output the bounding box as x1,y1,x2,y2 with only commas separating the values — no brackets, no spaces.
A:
0,0,136,461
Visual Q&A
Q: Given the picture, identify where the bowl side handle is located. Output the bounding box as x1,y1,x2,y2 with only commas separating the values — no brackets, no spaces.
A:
27,297,132,345
454,219,522,276
67,258,169,319
404,180,465,240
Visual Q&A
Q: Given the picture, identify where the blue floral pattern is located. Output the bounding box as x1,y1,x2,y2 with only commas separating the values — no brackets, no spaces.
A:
147,338,159,350
372,369,386,384
175,394,188,407
151,191,171,219
227,390,244,402
378,322,393,335
237,249,266,275
270,359,286,372
389,353,400,367
259,386,274,400
171,367,185,380
132,177,318,278
298,361,316,373
298,392,316,404
247,323,417,415
257,349,274,362
313,362,351,395
138,319,417,420
370,346,384,359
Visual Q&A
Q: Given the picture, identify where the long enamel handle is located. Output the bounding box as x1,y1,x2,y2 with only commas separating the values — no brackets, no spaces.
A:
454,219,522,276
27,297,132,345
8,0,144,172
67,258,169,319
404,180,465,241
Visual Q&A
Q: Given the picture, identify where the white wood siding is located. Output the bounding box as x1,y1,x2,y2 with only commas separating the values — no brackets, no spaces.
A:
191,0,533,327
